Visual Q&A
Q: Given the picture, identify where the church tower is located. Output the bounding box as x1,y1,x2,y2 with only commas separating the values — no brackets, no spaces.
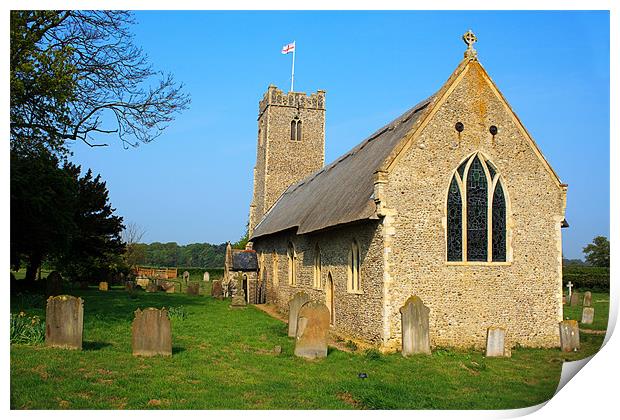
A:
249,85,326,237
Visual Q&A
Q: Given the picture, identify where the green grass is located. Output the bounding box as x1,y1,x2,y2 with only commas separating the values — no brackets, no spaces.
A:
10,290,606,410
11,268,53,280
562,291,609,331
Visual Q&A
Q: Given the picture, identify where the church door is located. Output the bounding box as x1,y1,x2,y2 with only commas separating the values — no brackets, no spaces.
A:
326,273,335,325
242,274,248,303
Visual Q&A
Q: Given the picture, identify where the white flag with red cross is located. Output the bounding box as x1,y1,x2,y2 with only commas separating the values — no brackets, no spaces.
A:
281,42,296,55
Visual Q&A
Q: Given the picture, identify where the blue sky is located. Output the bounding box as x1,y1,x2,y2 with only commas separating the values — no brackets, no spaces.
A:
69,10,609,259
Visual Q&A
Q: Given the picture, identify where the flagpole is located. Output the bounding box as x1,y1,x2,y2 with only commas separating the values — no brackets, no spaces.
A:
290,41,295,92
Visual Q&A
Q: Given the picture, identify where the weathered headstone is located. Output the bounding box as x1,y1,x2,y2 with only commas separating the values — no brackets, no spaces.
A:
182,271,190,283
294,301,330,359
146,283,159,293
99,281,108,291
211,280,223,299
187,282,200,296
203,271,210,282
132,308,172,357
161,281,176,293
569,291,580,307
559,320,580,352
583,291,592,307
231,288,247,308
581,307,595,325
45,295,84,350
288,292,311,337
136,277,150,289
46,271,63,297
485,327,507,357
400,295,431,356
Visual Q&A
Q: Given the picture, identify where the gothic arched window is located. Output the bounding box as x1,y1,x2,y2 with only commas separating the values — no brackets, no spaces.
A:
287,242,297,285
348,239,361,292
446,153,508,263
291,118,302,141
313,244,321,289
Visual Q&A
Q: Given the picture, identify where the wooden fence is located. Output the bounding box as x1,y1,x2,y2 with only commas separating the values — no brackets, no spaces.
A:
135,267,178,279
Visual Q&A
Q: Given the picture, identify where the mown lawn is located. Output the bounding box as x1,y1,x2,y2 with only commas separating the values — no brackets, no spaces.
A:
10,289,606,410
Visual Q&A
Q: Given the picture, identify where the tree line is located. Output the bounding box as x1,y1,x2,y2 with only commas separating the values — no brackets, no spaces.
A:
131,242,227,269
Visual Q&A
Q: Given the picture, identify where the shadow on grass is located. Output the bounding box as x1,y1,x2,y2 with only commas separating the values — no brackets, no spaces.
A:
172,346,186,355
83,341,113,351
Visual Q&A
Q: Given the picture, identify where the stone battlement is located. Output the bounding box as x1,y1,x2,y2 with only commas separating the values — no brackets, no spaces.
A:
259,85,325,116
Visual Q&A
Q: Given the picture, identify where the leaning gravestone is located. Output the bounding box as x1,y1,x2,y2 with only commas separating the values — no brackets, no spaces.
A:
132,308,172,357
46,271,63,297
485,327,507,357
288,292,311,337
569,291,580,307
182,271,190,283
400,295,431,356
161,281,176,293
559,320,580,352
294,301,330,359
211,280,223,299
231,287,247,308
45,295,84,350
583,291,592,307
146,282,159,293
203,271,210,282
99,281,108,291
187,282,200,296
581,307,595,325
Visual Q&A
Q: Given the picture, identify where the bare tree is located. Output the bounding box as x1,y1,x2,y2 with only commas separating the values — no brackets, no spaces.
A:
11,11,190,156
122,222,146,269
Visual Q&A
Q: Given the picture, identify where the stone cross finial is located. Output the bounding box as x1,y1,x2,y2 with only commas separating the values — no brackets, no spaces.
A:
566,281,573,299
463,29,478,59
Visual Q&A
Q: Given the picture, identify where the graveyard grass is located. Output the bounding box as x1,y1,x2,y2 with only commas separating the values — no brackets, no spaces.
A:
11,288,606,410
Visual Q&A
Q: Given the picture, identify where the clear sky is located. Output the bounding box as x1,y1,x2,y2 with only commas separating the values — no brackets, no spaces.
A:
69,10,609,259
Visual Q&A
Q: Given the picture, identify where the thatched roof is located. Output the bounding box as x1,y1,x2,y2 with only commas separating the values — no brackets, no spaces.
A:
251,95,434,240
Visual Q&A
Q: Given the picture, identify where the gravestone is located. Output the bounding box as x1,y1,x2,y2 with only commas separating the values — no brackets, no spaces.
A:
182,271,190,283
136,277,150,289
46,271,63,297
211,280,223,299
45,295,84,350
569,291,580,307
562,294,566,305
99,281,108,291
125,281,136,292
566,281,574,302
288,292,311,337
146,283,159,293
161,281,176,293
187,282,200,296
400,295,431,356
132,308,172,357
294,301,330,359
485,327,507,357
231,287,247,308
203,271,210,282
559,320,580,352
581,307,595,325
583,291,592,307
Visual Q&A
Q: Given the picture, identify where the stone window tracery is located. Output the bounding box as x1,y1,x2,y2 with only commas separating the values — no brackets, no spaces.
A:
348,239,361,292
287,242,297,285
290,118,302,141
446,153,508,263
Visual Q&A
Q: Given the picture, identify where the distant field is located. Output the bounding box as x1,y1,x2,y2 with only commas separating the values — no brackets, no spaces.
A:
10,289,607,409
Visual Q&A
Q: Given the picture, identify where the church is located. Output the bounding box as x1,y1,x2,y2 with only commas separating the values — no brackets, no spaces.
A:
246,31,568,351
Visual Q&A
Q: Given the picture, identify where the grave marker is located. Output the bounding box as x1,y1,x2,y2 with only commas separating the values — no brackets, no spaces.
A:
581,307,594,325
485,327,507,357
569,291,580,307
203,271,210,282
559,320,580,352
583,291,592,307
187,282,200,296
294,301,330,359
45,295,83,350
132,308,172,357
288,292,311,337
400,296,431,356
211,280,223,299
99,281,108,291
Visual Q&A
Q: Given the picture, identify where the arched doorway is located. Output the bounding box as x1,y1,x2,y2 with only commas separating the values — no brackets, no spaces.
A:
242,274,248,303
325,272,335,325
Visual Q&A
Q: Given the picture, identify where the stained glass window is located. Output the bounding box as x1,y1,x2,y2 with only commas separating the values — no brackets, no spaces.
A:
466,156,488,261
447,175,462,261
492,182,507,261
457,160,467,180
486,160,496,180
